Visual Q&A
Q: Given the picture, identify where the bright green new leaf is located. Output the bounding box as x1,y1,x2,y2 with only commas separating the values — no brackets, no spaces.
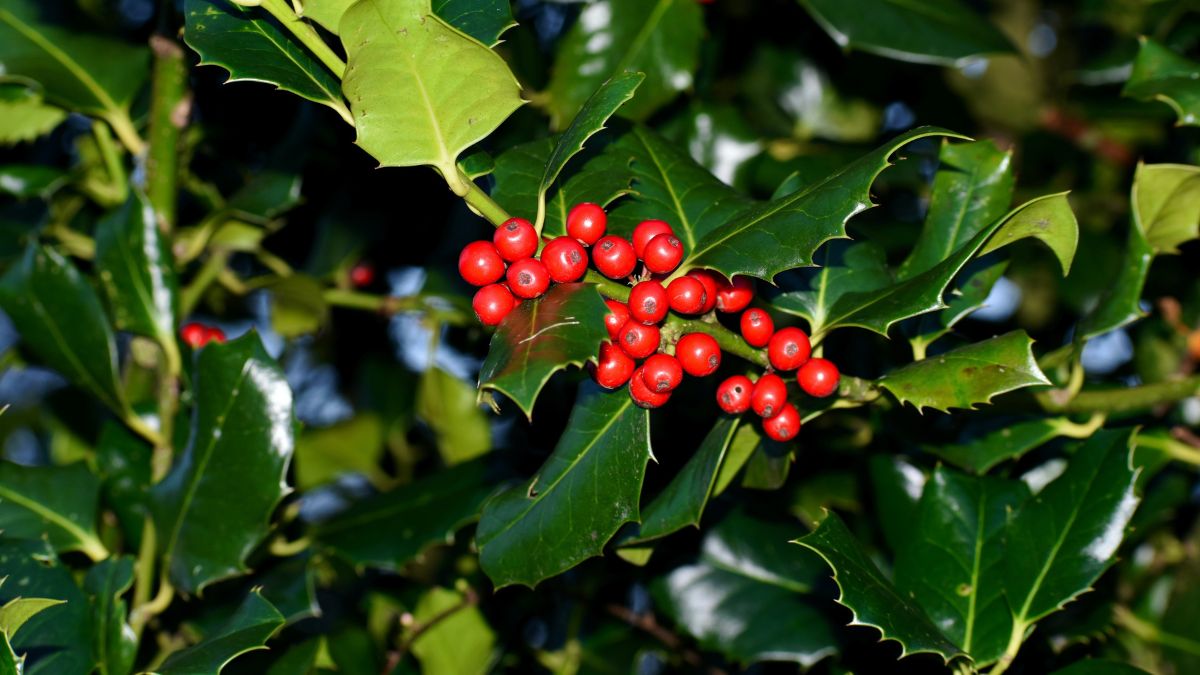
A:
267,274,329,338
477,384,651,588
1123,37,1200,127
0,595,64,638
411,587,495,675
294,414,385,489
340,0,524,180
154,592,285,675
1132,163,1200,255
0,461,107,561
0,85,66,146
417,367,491,465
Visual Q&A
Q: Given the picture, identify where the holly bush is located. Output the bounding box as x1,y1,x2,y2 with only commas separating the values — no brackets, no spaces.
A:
1,0,1200,673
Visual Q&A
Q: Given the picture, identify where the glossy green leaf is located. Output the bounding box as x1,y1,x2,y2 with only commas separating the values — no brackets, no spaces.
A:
96,423,153,548
184,0,349,119
930,417,1098,474
869,455,926,553
1132,163,1200,255
477,384,650,588
546,0,702,127
314,458,500,571
226,171,303,221
903,259,1007,357
0,86,66,146
1123,38,1200,127
340,0,523,177
773,241,891,336
1006,429,1140,626
0,165,69,199
150,333,295,594
536,73,644,229
899,139,1015,278
0,595,63,637
0,542,93,675
0,461,107,561
795,512,964,661
303,0,514,45
809,193,1076,338
653,511,837,666
879,331,1050,412
682,127,964,282
95,191,180,355
1078,224,1152,340
478,283,611,418
712,422,761,496
795,0,1014,67
155,591,285,675
894,468,1029,665
0,0,148,120
0,245,127,415
417,367,491,465
84,557,136,675
621,416,739,547
410,587,495,675
0,633,19,675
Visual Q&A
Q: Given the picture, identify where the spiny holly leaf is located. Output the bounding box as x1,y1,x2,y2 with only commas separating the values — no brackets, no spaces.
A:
0,85,66,146
878,331,1050,412
903,259,1007,359
773,241,891,336
95,191,180,360
653,511,837,667
536,72,644,230
83,557,137,675
0,0,148,121
605,125,754,249
1006,429,1141,626
303,0,515,45
491,137,635,235
893,468,1030,666
930,416,1102,474
314,458,502,571
184,0,348,120
795,0,1015,67
478,283,610,418
0,461,107,561
620,416,740,548
0,245,127,416
477,384,650,588
681,127,964,282
795,512,965,662
0,542,92,675
546,0,702,127
1123,37,1200,127
340,0,523,178
151,333,295,594
0,593,63,638
155,591,284,675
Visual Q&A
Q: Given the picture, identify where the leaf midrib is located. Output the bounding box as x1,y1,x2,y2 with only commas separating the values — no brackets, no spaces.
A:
0,481,100,553
0,9,122,116
635,126,696,249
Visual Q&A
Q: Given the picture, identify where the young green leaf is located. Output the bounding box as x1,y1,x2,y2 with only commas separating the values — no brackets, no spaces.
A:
476,384,651,588
155,591,285,675
0,245,127,415
537,72,644,230
795,512,965,661
339,0,524,181
0,86,66,147
1123,37,1200,127
0,595,64,638
681,126,965,282
478,283,611,418
184,0,349,120
0,461,107,561
893,468,1030,666
795,0,1015,67
410,587,495,675
1005,429,1141,627
546,0,702,127
83,557,137,675
0,541,93,675
416,367,491,465
879,331,1050,412
150,333,295,594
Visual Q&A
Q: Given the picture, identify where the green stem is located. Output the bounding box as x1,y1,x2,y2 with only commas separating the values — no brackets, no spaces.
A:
1135,433,1200,467
88,121,130,206
146,34,189,230
1036,374,1200,415
180,250,231,316
665,315,769,368
104,111,146,156
462,175,512,225
130,517,158,639
258,0,346,78
1114,605,1200,655
988,619,1029,675
124,411,166,448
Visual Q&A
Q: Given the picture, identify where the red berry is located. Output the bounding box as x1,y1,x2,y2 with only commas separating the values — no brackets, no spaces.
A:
715,276,754,313
762,402,801,442
629,280,668,324
567,203,607,245
472,284,515,326
592,236,638,279
716,375,754,414
740,308,774,348
632,220,674,259
181,322,206,348
675,333,721,377
751,373,787,418
666,276,706,314
687,270,721,313
767,327,812,371
206,327,226,344
629,365,671,408
541,236,588,282
593,342,635,389
349,262,375,288
618,321,660,359
642,353,683,393
458,241,506,286
798,357,840,398
604,300,630,339
642,233,683,274
506,258,550,299
494,217,539,262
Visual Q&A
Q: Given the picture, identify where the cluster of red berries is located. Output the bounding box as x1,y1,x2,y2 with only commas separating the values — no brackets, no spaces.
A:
180,322,226,349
